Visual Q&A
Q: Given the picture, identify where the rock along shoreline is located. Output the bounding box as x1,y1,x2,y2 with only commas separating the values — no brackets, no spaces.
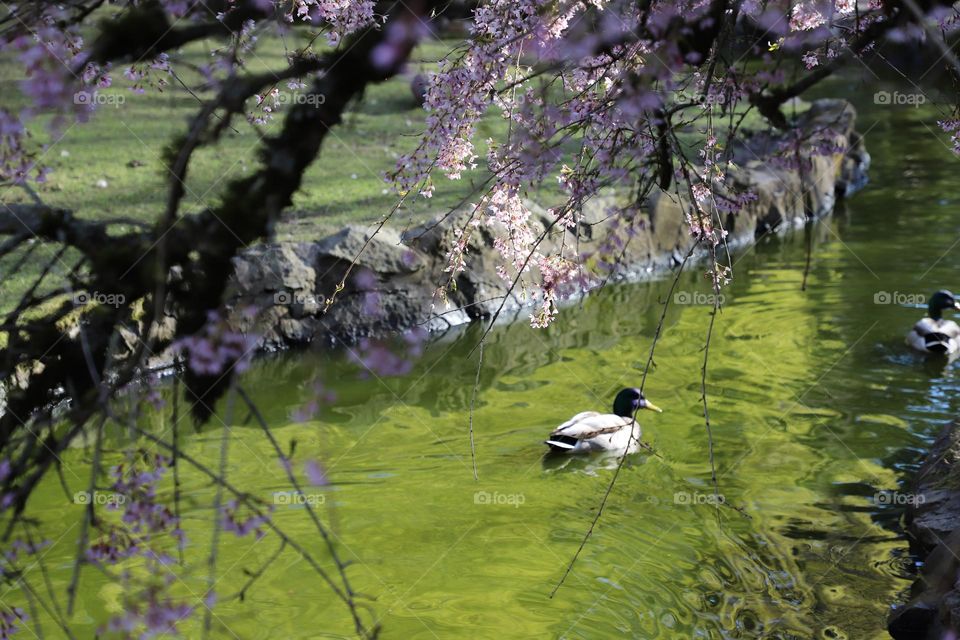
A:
224,98,870,350
889,420,960,639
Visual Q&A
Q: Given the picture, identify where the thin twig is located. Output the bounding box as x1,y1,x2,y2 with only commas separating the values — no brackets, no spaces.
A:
172,367,184,566
22,523,75,639
202,383,236,638
640,241,699,390
65,414,106,616
235,385,367,637
224,539,287,602
550,407,644,598
468,341,483,481
124,422,353,604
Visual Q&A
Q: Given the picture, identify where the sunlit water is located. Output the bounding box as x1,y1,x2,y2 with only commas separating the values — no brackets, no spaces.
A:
17,82,960,639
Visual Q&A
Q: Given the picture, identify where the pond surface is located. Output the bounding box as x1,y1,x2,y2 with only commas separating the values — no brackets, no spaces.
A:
19,80,960,639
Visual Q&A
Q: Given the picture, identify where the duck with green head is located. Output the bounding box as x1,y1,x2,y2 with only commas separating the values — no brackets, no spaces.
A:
906,290,960,355
544,388,662,454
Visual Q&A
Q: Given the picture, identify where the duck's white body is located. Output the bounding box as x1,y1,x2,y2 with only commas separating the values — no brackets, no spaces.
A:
545,412,642,454
906,317,960,355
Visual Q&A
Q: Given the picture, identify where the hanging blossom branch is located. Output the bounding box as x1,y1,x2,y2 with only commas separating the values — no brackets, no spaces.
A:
551,77,852,598
388,0,959,335
0,0,441,503
0,0,441,637
550,151,710,598
420,0,918,594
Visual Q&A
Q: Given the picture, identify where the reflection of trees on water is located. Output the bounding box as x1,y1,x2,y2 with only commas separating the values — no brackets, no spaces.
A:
239,215,844,429
237,275,692,424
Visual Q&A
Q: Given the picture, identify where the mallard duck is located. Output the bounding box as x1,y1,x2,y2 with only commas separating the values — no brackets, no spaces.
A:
906,290,960,355
544,388,662,454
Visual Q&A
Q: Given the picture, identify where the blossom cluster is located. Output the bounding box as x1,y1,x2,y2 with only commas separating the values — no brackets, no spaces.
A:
0,608,26,639
172,311,259,377
99,594,195,639
2,23,85,183
940,119,960,156
349,328,427,377
88,455,185,567
86,455,198,638
398,0,885,324
221,500,271,540
286,0,377,45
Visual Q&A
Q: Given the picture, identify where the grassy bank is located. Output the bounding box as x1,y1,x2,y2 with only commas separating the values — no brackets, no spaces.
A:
0,33,507,241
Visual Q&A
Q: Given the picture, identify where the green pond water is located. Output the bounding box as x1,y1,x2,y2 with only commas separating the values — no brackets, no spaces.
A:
14,81,960,639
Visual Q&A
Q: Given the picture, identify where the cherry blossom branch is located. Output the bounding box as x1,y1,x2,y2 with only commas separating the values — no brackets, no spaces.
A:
468,341,483,481
223,538,288,603
65,415,105,615
0,0,442,503
750,12,895,127
549,422,634,599
235,385,365,635
552,167,711,598
202,383,236,639
640,241,700,390
123,421,370,633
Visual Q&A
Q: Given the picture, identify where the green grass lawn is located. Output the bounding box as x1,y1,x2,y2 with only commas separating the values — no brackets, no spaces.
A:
0,31,512,242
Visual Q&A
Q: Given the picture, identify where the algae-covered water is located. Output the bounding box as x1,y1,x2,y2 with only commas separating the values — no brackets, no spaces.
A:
13,82,960,639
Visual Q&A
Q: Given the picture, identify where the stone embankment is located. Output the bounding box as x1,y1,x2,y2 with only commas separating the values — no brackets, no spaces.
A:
226,99,869,348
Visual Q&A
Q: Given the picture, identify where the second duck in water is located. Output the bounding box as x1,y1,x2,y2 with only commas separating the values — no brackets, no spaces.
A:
907,290,960,355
